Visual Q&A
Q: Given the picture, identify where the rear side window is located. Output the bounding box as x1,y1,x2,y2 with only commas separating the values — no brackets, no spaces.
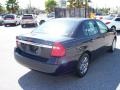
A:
82,20,99,36
96,20,108,33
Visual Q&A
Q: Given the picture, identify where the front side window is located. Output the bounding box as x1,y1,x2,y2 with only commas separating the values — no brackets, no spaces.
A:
82,20,98,36
96,20,108,33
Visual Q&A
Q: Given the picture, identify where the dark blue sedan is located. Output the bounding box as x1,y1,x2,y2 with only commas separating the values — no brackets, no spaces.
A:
14,18,117,77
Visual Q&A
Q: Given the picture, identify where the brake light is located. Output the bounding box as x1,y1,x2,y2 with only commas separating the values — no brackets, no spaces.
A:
105,22,111,24
51,42,66,57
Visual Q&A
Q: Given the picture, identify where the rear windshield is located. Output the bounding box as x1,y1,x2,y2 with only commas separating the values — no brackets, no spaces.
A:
32,19,79,37
22,15,33,19
4,15,15,19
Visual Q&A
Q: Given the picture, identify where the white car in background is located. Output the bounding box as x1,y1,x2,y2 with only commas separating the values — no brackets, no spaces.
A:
4,14,20,26
101,15,120,31
21,14,38,28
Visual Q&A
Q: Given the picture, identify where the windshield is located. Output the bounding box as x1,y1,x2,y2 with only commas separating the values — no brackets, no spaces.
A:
32,19,79,37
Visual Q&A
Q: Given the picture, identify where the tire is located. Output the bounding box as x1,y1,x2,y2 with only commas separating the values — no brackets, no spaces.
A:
4,24,7,27
21,25,25,28
39,20,45,25
109,39,116,52
76,53,90,78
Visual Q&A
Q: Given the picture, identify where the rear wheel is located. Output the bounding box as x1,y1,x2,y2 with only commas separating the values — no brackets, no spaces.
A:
76,53,90,78
39,20,45,25
4,24,7,27
21,25,25,28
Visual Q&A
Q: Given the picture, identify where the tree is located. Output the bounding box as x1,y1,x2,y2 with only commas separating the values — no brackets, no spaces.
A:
45,0,57,13
67,0,83,8
67,0,89,8
0,3,6,13
6,0,19,13
0,3,4,13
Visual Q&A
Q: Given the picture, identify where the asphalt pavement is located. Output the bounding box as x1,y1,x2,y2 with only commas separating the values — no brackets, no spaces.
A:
0,25,120,90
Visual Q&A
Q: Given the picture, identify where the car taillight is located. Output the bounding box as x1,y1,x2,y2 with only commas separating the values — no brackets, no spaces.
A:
51,42,66,57
106,22,111,24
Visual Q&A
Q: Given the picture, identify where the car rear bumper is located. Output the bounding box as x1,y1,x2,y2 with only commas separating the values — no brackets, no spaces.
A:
4,22,16,25
21,22,37,25
15,53,59,73
14,50,59,74
14,48,75,74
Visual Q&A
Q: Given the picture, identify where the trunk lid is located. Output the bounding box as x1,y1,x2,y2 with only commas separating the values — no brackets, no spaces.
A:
17,33,72,58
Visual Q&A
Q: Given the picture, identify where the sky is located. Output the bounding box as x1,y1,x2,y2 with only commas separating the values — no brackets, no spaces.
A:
0,0,120,10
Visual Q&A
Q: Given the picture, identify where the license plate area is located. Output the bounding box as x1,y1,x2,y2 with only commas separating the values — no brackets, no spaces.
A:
20,43,41,56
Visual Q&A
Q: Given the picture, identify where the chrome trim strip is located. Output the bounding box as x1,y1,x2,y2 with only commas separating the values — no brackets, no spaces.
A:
17,40,53,48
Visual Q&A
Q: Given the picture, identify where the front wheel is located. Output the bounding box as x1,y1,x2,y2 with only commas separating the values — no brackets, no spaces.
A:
76,53,90,78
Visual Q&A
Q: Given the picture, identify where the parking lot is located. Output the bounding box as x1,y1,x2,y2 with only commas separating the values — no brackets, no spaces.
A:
0,25,120,90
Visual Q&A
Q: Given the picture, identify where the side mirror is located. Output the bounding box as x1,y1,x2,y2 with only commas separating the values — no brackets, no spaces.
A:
108,28,116,32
